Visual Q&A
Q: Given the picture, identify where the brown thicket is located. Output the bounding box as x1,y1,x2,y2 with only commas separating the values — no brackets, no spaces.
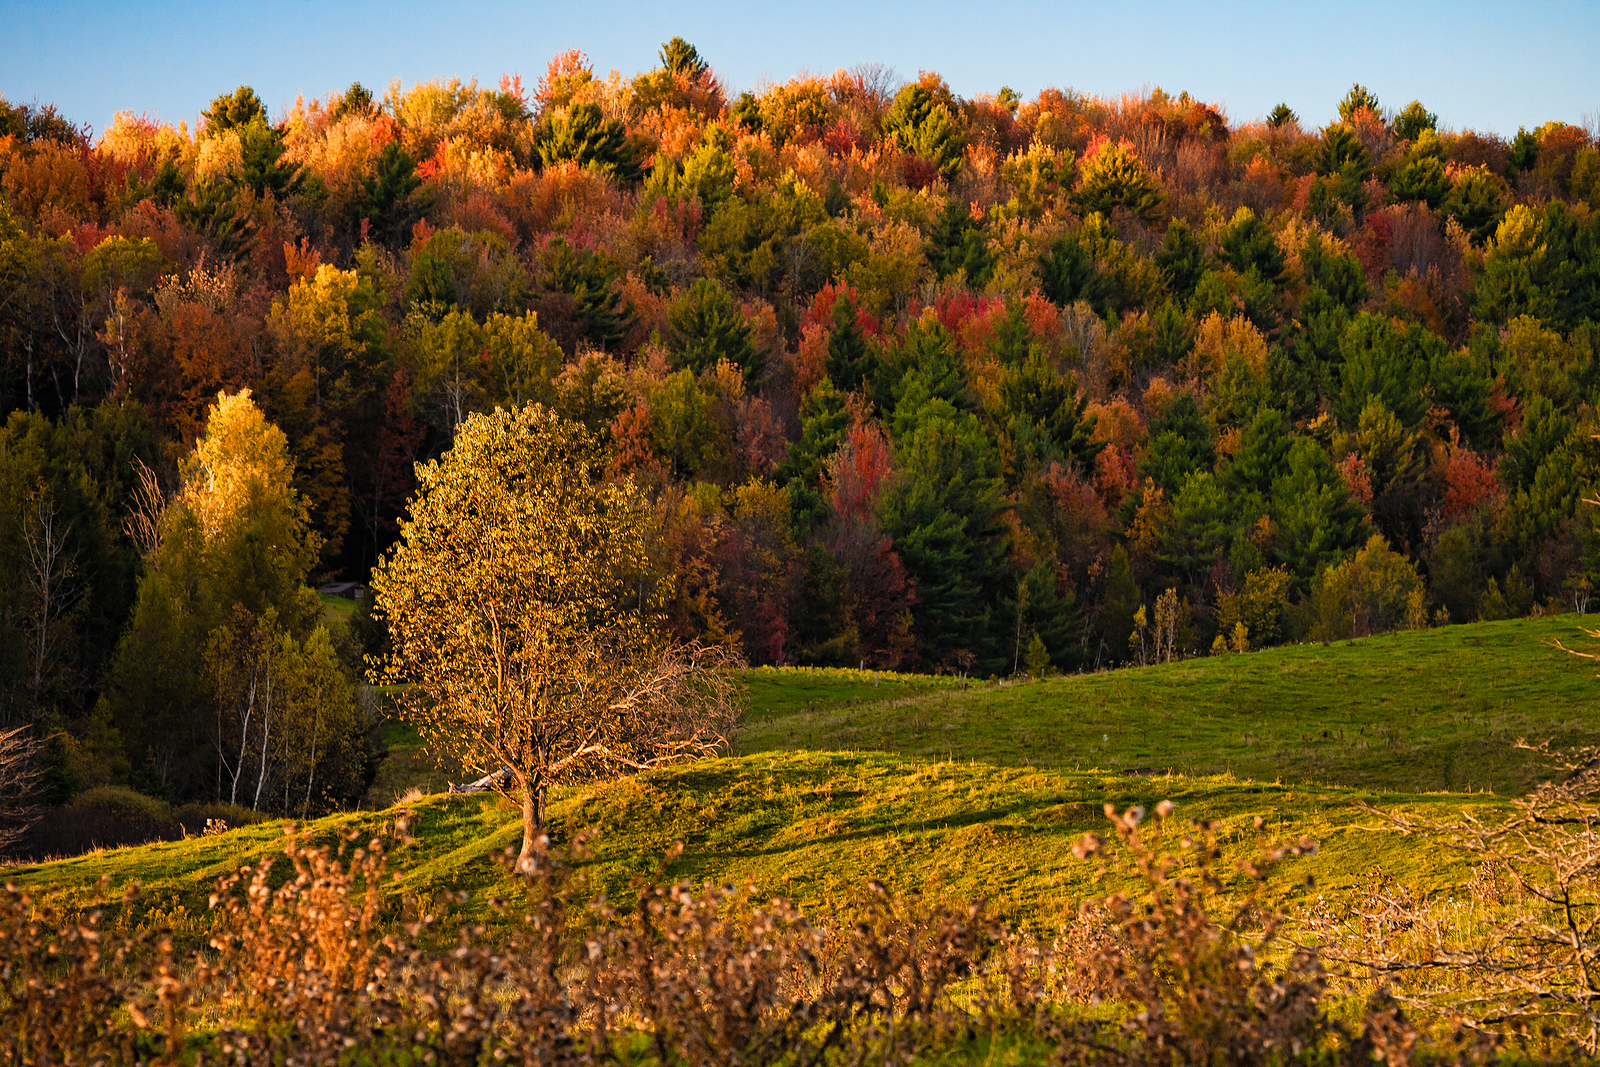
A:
1307,741,1600,1059
12,801,1597,1064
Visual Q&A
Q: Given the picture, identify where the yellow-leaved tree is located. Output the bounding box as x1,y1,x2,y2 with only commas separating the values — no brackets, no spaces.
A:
103,390,362,812
371,403,740,869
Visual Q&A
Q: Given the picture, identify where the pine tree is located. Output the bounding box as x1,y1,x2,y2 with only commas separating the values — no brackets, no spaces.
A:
824,291,880,395
1099,544,1139,666
880,409,1011,674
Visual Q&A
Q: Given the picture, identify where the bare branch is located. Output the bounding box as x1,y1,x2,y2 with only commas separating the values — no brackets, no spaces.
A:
0,724,43,855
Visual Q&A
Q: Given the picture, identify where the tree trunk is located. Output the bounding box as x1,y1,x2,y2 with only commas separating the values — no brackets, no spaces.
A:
515,776,548,874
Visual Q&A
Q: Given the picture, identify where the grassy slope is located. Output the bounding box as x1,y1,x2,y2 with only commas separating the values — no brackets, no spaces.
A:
8,615,1594,934
319,592,357,625
4,752,1500,935
740,615,1599,796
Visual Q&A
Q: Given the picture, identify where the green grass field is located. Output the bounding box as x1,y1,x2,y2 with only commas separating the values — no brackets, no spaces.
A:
318,592,358,625
740,615,1599,796
7,614,1595,941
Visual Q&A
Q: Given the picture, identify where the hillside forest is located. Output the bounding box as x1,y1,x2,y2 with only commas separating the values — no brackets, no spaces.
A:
3,39,1600,820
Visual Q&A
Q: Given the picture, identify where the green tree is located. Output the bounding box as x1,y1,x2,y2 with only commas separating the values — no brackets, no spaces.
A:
824,290,880,396
1216,208,1285,283
779,377,852,531
1336,83,1381,123
329,82,377,123
1137,392,1214,497
370,404,739,867
1075,140,1164,224
101,391,324,799
201,86,269,133
537,103,641,181
884,84,965,183
669,278,757,379
1221,407,1292,509
928,200,993,286
1509,127,1540,174
1099,544,1139,666
1392,100,1437,142
358,143,427,247
541,239,633,351
880,408,1011,674
1025,630,1050,679
1155,219,1206,305
659,37,709,78
1310,534,1426,640
0,404,154,731
1269,438,1365,583
1334,313,1444,429
1017,556,1078,671
648,126,736,213
992,351,1103,483
1315,124,1372,180
1443,167,1510,246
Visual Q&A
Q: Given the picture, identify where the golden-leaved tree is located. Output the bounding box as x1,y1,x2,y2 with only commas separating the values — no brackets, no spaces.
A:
371,403,740,869
103,390,361,811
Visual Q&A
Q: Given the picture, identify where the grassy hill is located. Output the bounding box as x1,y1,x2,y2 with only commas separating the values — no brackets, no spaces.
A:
6,614,1594,940
2,752,1502,938
740,614,1598,795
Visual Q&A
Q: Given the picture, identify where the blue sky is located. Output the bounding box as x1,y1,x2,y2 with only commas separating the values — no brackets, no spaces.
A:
3,0,1596,138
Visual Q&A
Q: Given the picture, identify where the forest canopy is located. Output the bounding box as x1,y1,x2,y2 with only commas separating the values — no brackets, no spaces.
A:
3,53,1600,818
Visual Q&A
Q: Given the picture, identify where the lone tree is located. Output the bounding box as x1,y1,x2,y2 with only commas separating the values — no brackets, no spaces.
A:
371,404,740,869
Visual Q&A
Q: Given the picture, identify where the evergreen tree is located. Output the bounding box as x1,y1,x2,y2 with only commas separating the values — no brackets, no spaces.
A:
1040,228,1106,312
659,37,708,78
1137,393,1214,497
669,278,757,379
542,239,633,352
1221,407,1292,508
1019,556,1079,670
1269,438,1365,583
1217,208,1286,283
884,83,966,182
993,351,1103,483
778,378,852,533
880,409,1011,674
537,103,641,182
359,143,427,247
824,291,880,395
1099,544,1139,666
1155,219,1205,305
880,322,974,433
928,200,992,285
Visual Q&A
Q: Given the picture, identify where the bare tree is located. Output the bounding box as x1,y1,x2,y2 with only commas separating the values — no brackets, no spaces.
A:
1317,740,1600,1053
0,724,42,855
18,485,87,721
122,455,167,562
848,62,902,113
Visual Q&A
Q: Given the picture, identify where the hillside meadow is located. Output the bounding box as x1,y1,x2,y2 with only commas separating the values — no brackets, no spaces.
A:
9,613,1590,936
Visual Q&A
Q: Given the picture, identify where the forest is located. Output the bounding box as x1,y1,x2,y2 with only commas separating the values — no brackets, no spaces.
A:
2,38,1600,823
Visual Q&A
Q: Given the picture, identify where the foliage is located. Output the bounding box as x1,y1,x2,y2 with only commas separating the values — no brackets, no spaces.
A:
668,277,757,378
537,102,640,181
884,82,965,183
371,403,741,865
6,55,1600,817
1075,137,1164,223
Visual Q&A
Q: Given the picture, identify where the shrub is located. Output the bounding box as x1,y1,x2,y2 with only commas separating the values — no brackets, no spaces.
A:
22,787,267,859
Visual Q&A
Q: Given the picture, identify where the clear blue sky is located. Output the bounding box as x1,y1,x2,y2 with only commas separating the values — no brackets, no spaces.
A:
3,0,1596,138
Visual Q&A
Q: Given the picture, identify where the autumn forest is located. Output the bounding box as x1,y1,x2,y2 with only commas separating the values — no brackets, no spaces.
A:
2,38,1599,823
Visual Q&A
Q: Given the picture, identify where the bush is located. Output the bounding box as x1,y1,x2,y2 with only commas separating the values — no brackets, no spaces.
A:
21,787,266,859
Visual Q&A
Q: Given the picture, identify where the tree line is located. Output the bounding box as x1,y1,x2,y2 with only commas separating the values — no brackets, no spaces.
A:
2,39,1600,818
